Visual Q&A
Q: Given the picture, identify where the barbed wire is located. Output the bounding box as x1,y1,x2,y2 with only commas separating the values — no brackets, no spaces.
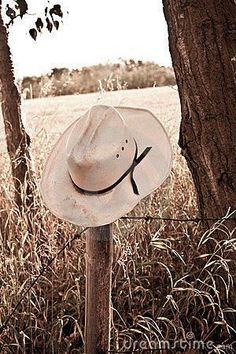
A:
108,351,163,353
121,215,236,222
0,227,89,337
108,352,171,353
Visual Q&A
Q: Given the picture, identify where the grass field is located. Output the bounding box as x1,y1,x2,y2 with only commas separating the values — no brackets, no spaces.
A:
0,87,235,353
23,85,180,146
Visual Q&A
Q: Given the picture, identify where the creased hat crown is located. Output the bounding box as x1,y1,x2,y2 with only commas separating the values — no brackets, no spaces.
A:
66,105,135,191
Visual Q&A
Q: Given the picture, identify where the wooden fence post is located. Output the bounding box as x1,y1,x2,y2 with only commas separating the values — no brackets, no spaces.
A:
85,224,113,354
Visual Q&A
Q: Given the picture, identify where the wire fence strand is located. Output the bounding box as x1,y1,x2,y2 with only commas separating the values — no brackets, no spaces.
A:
121,215,236,222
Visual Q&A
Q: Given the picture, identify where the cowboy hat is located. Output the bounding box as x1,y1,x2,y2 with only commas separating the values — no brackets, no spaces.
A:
40,105,172,227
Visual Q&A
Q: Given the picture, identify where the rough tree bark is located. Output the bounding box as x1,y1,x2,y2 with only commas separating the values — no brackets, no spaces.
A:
162,0,236,226
0,2,35,209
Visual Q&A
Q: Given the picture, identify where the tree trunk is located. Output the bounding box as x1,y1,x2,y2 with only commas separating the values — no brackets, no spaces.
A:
0,2,35,210
162,0,236,227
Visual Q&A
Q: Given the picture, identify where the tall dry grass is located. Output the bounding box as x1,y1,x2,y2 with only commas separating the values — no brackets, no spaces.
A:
0,149,235,353
0,87,235,353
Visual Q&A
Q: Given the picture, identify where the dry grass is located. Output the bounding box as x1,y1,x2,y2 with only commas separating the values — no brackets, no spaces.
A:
0,87,235,353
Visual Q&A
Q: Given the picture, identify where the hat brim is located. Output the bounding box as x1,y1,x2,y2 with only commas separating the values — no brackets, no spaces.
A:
40,106,172,227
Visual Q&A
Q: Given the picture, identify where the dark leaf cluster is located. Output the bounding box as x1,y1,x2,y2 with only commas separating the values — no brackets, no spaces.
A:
6,0,28,25
29,4,63,40
5,1,64,40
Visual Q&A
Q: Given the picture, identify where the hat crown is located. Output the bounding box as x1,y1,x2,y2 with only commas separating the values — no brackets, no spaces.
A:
66,105,136,191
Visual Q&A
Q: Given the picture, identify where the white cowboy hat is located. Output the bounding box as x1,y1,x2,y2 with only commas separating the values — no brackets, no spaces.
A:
40,105,172,227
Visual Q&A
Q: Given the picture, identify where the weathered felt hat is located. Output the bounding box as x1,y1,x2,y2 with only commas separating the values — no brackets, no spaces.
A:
40,105,172,227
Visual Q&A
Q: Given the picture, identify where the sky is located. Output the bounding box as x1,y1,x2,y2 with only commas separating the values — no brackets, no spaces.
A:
6,0,172,78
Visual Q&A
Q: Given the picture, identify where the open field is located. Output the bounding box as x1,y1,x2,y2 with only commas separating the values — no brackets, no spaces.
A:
1,86,180,147
24,86,181,147
0,87,234,353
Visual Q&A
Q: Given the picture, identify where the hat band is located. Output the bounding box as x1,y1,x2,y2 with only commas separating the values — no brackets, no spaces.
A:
69,141,152,196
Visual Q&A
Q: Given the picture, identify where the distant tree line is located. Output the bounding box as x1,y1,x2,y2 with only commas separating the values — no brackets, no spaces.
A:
20,59,176,99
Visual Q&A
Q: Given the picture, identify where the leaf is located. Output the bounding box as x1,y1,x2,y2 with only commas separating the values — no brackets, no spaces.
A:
54,20,59,30
6,5,16,20
46,17,53,33
49,4,63,18
35,18,43,32
14,0,28,18
29,28,37,41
